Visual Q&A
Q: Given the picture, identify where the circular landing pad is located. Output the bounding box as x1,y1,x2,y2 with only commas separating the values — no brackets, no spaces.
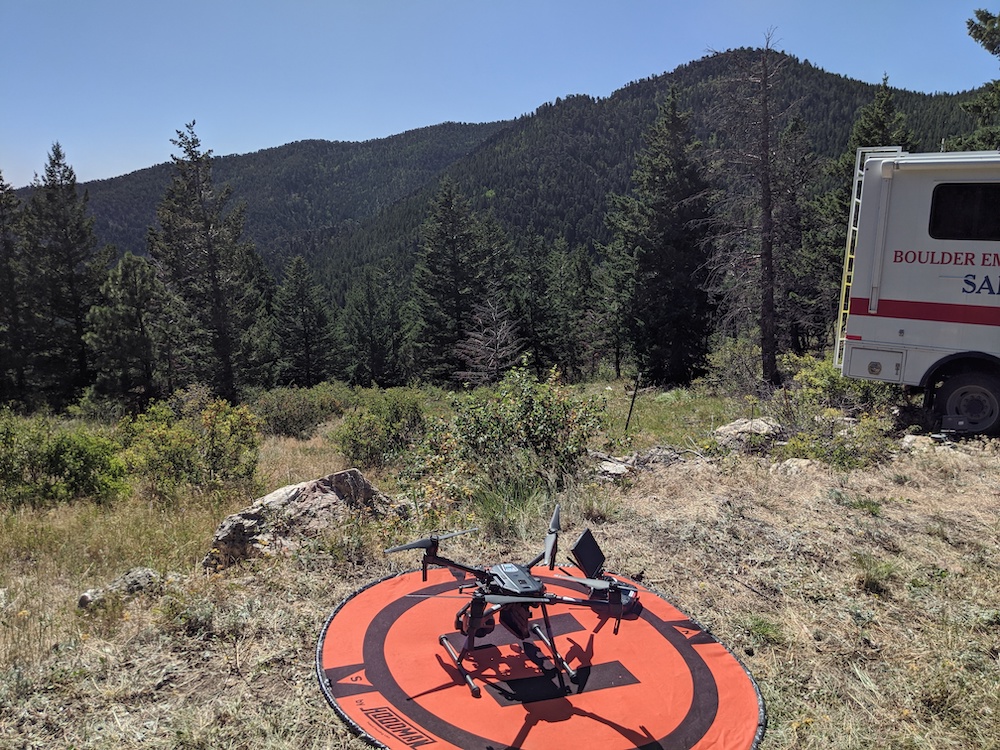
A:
317,567,765,750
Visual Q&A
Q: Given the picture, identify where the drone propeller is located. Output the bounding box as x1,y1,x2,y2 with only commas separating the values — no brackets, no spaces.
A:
556,574,617,591
384,528,478,554
485,594,547,606
543,504,561,569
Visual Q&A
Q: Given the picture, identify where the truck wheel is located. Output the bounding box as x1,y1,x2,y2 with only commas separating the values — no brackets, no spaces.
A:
935,373,1000,435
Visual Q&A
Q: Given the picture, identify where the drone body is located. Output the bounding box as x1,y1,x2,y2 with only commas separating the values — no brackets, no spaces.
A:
385,505,639,697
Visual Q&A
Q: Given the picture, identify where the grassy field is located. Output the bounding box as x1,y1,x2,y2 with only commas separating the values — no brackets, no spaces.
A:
1,384,998,749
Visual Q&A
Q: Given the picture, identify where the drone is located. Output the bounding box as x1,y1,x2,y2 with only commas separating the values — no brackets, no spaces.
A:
385,505,640,697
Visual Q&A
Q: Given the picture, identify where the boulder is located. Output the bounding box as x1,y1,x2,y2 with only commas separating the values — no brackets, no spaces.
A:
202,468,392,570
714,418,784,452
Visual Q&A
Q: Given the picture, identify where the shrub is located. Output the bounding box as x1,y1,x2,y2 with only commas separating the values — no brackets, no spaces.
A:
251,382,352,439
698,336,764,397
758,355,899,469
120,398,262,496
0,410,127,508
335,388,426,469
452,366,604,485
778,352,900,414
775,410,896,470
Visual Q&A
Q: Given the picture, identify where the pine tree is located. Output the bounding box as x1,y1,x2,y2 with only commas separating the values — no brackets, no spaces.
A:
85,251,188,409
20,144,112,404
273,255,335,387
147,123,272,401
809,78,917,351
605,93,715,385
544,239,596,381
340,263,413,387
771,117,823,352
956,9,1000,149
412,180,500,382
0,172,25,402
595,234,637,380
509,234,555,377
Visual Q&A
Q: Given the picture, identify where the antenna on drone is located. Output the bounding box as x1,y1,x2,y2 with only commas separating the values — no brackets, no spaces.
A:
527,504,561,569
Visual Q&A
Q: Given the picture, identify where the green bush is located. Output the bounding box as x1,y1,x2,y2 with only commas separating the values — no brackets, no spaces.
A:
452,366,604,485
758,354,899,469
698,336,764,396
0,410,127,508
335,388,426,469
778,352,900,414
775,410,896,470
120,398,261,496
251,382,352,439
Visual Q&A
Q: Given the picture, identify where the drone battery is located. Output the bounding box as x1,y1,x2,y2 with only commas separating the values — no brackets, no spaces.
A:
498,601,532,640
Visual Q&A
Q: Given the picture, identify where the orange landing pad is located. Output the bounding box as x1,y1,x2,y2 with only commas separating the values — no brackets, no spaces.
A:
316,567,765,749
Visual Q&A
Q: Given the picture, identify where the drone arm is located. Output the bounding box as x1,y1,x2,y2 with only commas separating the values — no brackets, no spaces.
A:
422,553,490,583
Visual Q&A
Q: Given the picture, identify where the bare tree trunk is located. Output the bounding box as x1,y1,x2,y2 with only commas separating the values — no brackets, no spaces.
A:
757,46,780,385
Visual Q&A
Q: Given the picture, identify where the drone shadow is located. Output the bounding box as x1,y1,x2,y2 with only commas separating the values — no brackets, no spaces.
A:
486,693,664,750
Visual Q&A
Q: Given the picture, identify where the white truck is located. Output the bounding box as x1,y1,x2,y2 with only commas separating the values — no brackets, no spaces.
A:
836,147,1000,435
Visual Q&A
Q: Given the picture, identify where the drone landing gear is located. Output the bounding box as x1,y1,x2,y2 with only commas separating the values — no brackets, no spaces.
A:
531,606,577,682
440,601,577,698
438,634,481,698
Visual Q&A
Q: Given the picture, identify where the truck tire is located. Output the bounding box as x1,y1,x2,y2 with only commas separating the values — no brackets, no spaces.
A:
934,373,1000,435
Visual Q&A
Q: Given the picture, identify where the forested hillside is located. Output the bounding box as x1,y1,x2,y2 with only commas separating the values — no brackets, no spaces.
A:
1,44,992,411
73,48,977,284
77,121,509,268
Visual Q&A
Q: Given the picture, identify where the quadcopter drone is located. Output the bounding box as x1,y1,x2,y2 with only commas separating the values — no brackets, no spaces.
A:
385,505,640,697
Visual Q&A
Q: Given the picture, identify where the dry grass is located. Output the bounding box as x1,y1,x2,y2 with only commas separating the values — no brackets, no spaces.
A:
2,428,999,748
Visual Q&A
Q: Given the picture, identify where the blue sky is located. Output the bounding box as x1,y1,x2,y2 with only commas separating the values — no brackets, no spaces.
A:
2,1,997,188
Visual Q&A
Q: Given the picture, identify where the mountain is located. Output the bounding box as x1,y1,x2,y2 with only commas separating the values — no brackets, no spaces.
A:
73,48,979,297
77,121,509,267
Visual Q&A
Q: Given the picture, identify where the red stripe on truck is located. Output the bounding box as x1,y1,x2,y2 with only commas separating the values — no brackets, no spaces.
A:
849,297,1000,326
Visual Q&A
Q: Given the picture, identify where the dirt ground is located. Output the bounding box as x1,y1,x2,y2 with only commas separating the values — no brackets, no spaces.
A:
3,436,999,749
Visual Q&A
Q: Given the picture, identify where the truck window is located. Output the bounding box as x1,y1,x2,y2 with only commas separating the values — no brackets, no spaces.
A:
929,182,1000,240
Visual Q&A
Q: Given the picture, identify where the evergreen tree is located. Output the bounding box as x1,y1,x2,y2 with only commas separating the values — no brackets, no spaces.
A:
807,78,917,352
273,255,335,387
20,144,112,404
147,123,272,401
832,76,918,186
412,180,500,382
85,251,187,409
595,233,636,380
509,234,555,378
771,116,823,352
955,9,1000,149
340,263,413,386
0,172,25,402
605,93,715,385
544,239,597,381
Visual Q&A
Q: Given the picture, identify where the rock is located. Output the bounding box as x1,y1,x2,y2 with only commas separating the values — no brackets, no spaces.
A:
78,566,167,608
900,434,935,452
770,458,816,475
638,446,683,466
591,446,684,479
202,468,392,570
599,459,631,477
714,418,784,452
